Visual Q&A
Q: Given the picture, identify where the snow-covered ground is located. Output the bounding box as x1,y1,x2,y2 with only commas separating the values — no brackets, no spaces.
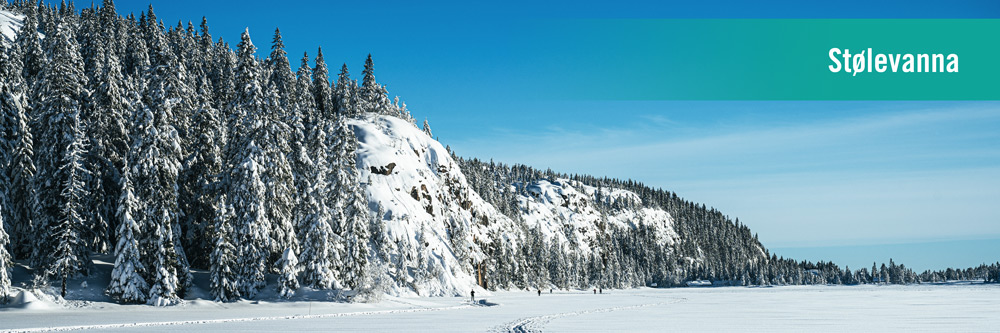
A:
2,283,998,332
0,9,24,46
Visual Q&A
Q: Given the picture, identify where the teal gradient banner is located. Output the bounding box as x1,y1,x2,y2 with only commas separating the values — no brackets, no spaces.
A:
524,19,1000,100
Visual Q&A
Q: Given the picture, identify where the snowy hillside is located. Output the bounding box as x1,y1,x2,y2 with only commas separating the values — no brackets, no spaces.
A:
350,115,509,296
0,9,23,46
349,114,682,295
520,178,679,254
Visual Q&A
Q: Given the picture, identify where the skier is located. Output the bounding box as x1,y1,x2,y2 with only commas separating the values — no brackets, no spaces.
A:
537,289,541,296
599,288,603,294
471,290,475,302
593,289,596,294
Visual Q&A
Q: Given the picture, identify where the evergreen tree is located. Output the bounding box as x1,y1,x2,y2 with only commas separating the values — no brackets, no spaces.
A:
15,14,45,82
334,119,370,290
136,13,191,302
422,118,432,137
178,75,224,268
334,63,355,116
359,54,389,115
311,47,332,116
0,38,37,260
209,197,239,301
29,20,92,290
291,51,316,237
275,247,299,298
49,84,90,298
82,48,129,254
229,140,270,298
0,203,10,303
262,29,297,274
106,163,149,303
210,40,236,110
295,52,317,132
224,29,271,298
297,119,340,289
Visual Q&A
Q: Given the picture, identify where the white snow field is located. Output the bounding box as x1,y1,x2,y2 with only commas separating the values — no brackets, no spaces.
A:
2,283,998,332
0,9,24,46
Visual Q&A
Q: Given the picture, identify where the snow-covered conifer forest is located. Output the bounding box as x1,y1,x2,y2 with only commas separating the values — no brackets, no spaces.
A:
0,0,998,309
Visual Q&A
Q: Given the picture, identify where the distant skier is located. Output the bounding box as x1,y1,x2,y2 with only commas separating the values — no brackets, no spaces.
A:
599,288,603,294
537,289,541,296
593,289,596,294
471,290,475,302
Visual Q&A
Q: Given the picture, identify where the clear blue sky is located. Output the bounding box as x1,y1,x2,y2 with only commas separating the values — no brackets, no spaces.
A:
94,0,1000,271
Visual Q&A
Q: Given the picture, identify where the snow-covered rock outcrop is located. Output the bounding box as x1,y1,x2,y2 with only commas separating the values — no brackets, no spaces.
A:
350,115,680,295
520,179,679,254
351,115,519,296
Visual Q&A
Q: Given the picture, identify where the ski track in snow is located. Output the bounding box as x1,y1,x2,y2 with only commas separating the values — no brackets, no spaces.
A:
1,304,474,332
491,298,686,333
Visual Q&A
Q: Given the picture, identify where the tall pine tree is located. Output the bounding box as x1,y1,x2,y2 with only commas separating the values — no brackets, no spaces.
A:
106,162,149,303
0,33,37,260
29,20,92,290
224,29,271,299
132,14,191,301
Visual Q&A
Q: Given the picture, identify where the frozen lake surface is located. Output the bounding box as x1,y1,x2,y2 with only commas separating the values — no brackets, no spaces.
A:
2,283,998,332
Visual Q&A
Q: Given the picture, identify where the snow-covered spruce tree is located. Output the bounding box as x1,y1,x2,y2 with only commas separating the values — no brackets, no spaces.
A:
228,140,270,298
178,74,225,268
177,19,225,267
197,18,215,76
106,162,149,303
49,87,90,299
132,14,192,302
332,119,370,291
81,48,130,255
0,202,10,303
298,113,341,290
334,63,356,116
291,51,336,290
295,52,317,135
0,39,37,260
121,15,150,78
311,47,333,116
223,29,272,299
209,197,240,301
262,29,298,276
288,62,314,227
29,21,93,290
210,40,237,111
15,14,45,82
422,118,432,137
288,52,314,263
358,202,390,302
275,247,299,298
413,222,441,293
446,213,473,276
359,54,393,117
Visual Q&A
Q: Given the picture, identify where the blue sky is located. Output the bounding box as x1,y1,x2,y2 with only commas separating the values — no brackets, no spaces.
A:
96,0,1000,271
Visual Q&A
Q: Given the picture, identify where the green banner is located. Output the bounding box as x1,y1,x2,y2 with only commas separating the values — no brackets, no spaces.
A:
526,19,1000,100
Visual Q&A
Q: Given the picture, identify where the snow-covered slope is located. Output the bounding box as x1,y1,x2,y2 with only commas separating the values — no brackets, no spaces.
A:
0,9,24,47
350,115,679,295
520,178,678,254
351,115,518,296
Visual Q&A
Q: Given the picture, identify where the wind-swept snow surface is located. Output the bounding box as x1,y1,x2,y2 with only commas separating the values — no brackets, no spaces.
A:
2,284,998,332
